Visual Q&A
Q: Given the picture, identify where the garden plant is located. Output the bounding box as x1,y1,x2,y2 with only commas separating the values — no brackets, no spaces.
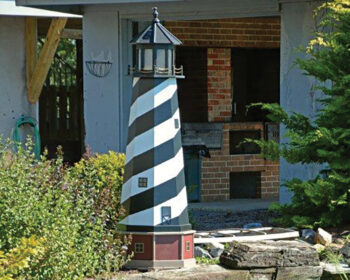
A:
247,0,350,228
0,139,130,279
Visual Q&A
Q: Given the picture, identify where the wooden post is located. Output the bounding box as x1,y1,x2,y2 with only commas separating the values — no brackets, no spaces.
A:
25,17,37,86
28,17,67,104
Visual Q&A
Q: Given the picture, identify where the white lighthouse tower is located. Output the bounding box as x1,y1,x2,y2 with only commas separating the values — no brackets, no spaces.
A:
119,8,195,269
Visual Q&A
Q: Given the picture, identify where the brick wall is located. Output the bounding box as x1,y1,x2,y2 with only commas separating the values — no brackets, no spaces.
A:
164,18,281,202
201,123,280,202
164,17,280,48
207,48,232,122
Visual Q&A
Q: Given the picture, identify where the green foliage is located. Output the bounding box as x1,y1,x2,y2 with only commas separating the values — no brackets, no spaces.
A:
0,138,130,279
248,0,350,228
0,236,44,280
195,257,219,265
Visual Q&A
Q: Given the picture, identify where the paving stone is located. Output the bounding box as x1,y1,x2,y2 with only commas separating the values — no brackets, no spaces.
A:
249,268,276,280
276,266,322,280
117,265,250,280
220,240,320,269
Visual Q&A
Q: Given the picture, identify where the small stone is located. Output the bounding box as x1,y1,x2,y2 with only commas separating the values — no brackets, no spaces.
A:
301,229,316,244
207,241,224,250
195,246,213,259
334,237,345,245
313,244,325,253
341,245,350,258
209,248,224,258
316,228,332,246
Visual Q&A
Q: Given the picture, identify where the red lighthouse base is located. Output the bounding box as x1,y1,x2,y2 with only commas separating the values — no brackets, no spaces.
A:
126,231,196,269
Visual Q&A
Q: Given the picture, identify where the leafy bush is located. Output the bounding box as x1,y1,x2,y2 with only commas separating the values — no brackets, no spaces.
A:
247,0,350,228
0,139,130,279
0,236,44,280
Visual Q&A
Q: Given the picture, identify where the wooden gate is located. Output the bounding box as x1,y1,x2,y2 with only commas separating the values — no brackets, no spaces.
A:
39,40,84,162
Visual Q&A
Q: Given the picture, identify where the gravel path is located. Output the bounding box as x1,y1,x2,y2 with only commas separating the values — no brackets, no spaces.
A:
190,209,280,231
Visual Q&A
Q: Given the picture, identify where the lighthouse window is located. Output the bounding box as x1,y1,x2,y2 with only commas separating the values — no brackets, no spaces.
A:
174,119,179,129
135,243,144,253
138,177,148,188
186,241,191,251
161,206,171,224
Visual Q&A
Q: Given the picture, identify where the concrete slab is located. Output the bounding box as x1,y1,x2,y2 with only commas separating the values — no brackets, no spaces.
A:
115,264,250,280
189,199,276,212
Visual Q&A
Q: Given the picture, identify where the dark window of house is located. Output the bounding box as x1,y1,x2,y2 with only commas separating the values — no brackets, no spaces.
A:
135,243,144,253
229,130,261,155
230,172,261,199
231,48,280,122
176,47,208,122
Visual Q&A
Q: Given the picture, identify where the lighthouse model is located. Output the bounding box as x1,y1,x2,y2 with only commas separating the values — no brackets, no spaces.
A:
119,8,195,269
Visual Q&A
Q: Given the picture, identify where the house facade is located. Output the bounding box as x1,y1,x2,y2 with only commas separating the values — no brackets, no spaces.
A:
2,0,323,203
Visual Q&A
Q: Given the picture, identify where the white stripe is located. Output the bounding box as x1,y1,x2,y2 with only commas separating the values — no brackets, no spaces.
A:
125,109,180,164
119,186,188,227
121,148,184,204
128,79,177,126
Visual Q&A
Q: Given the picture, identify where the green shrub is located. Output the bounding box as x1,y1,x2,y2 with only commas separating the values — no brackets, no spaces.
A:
0,139,130,279
246,0,350,228
0,236,44,280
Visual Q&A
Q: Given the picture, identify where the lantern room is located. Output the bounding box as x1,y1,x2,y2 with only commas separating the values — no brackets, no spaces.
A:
129,7,184,78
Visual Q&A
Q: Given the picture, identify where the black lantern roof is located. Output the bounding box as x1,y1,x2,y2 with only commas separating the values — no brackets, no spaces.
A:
130,7,182,45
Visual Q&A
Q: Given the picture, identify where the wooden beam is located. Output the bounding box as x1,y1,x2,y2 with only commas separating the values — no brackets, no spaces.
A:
25,17,37,86
28,17,67,104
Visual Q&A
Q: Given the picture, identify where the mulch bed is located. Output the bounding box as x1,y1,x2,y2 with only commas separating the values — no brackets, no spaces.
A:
190,209,280,231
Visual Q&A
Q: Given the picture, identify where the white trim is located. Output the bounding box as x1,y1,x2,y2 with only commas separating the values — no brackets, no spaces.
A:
1,1,81,17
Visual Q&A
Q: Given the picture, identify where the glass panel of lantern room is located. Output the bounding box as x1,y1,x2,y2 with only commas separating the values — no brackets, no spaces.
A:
156,47,167,70
141,47,153,71
168,48,173,73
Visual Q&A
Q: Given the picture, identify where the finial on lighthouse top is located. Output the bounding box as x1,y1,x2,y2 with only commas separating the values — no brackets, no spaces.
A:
153,7,160,23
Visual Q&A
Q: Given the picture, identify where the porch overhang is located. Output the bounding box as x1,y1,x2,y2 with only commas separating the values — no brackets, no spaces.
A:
16,0,282,20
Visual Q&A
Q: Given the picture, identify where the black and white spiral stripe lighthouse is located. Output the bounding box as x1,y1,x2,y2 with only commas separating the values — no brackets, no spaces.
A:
119,8,195,269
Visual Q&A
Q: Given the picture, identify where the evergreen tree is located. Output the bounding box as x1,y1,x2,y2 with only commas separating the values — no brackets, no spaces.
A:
249,0,350,228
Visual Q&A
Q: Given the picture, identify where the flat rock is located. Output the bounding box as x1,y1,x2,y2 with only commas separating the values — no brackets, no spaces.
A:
116,265,250,280
249,268,276,280
220,240,320,269
321,261,350,279
276,266,322,280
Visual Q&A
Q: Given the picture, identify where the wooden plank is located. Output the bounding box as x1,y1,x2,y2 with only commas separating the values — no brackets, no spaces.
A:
194,229,299,244
28,17,67,104
25,17,37,86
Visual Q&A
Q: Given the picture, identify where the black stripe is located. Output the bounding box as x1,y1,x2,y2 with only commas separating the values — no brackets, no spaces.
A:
131,78,167,106
118,207,191,233
127,90,178,145
122,169,186,216
118,223,192,232
124,130,182,183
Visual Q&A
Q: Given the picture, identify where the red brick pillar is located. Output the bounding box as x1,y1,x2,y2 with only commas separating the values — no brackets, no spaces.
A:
207,48,232,122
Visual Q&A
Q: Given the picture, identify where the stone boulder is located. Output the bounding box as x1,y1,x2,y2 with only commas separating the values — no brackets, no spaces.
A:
220,240,320,269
